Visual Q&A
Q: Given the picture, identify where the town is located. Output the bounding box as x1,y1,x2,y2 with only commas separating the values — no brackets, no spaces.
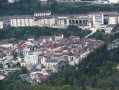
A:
0,33,104,83
0,0,118,84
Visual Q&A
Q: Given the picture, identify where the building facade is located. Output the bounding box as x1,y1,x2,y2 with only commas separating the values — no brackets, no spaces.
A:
10,16,35,27
34,16,55,27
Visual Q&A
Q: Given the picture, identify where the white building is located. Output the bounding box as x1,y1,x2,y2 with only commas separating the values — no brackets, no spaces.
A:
10,16,35,27
108,0,119,3
92,13,104,27
68,54,80,66
34,11,51,17
22,47,31,56
24,55,39,66
54,34,64,41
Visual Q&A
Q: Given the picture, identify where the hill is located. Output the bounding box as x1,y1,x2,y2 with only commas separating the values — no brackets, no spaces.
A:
1,0,119,16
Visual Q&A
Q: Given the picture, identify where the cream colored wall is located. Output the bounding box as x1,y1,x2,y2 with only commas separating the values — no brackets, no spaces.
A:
108,17,117,24
35,18,55,27
10,18,34,27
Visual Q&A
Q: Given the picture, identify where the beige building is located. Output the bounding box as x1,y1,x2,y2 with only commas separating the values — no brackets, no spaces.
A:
56,17,69,27
34,16,55,27
10,16,35,27
108,15,118,25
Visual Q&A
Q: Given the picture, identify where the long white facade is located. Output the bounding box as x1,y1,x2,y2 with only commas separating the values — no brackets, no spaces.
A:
10,17,35,27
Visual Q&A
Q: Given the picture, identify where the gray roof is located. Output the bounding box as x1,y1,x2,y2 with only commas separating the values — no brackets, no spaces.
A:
46,59,58,63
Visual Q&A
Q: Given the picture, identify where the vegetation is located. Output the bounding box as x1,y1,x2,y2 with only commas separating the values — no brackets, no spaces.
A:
0,67,30,90
43,43,119,90
110,24,119,41
1,0,119,16
0,26,91,43
90,30,110,42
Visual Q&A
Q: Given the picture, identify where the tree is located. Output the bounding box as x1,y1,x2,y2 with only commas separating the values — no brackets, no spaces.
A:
21,66,27,74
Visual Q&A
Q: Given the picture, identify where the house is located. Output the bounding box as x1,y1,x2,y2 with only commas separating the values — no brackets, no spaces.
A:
45,59,59,70
108,0,119,3
40,56,47,65
36,75,47,83
24,55,39,66
68,53,80,66
0,42,13,48
54,60,69,71
54,34,64,41
3,64,8,69
20,61,26,67
28,37,34,41
22,47,31,56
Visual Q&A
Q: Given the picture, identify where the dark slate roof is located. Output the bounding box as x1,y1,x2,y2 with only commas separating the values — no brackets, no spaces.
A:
46,59,58,63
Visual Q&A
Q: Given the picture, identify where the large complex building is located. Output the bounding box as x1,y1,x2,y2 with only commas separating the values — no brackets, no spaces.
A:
0,11,119,33
56,0,119,3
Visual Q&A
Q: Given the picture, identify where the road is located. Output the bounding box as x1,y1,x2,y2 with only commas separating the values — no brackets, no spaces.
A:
84,28,97,38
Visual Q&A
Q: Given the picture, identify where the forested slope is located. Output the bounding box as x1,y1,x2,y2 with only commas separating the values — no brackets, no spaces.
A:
1,0,119,16
0,26,91,43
